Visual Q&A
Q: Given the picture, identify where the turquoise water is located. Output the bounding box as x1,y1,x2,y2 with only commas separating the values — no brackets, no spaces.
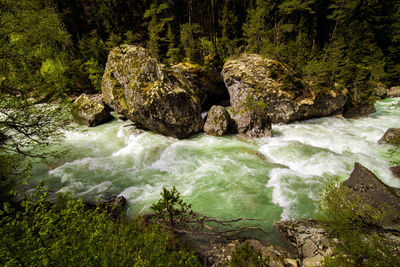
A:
31,98,400,242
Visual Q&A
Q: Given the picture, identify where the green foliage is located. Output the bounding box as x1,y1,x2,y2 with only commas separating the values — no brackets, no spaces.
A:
180,23,202,63
151,187,195,229
144,2,173,59
242,0,270,54
229,243,270,267
0,185,201,266
318,180,400,266
0,0,74,98
166,25,181,64
242,95,268,114
78,36,109,91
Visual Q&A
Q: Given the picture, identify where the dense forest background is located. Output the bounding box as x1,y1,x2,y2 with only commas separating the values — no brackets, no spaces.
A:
1,0,400,99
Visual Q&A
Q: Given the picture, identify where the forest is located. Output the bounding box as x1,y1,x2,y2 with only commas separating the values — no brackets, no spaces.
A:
2,0,400,266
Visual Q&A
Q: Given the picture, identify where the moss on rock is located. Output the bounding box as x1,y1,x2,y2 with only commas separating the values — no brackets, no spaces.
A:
101,45,204,139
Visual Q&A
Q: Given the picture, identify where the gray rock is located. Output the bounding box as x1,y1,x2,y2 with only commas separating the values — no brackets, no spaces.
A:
343,162,400,223
233,111,272,138
204,105,231,136
379,128,400,145
275,220,335,260
101,45,203,139
222,54,348,125
72,93,113,127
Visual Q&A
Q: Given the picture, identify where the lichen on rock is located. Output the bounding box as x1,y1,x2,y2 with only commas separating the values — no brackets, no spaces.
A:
101,45,204,139
203,105,231,136
72,93,113,127
222,54,348,125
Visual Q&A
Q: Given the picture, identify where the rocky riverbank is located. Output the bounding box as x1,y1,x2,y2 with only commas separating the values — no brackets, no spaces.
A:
72,45,398,140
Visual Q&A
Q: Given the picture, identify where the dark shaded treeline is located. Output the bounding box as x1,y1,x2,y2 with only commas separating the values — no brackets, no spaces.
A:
1,0,400,107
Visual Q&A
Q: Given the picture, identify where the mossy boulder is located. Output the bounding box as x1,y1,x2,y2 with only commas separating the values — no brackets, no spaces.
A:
101,45,203,139
222,54,348,124
72,94,113,127
203,105,231,136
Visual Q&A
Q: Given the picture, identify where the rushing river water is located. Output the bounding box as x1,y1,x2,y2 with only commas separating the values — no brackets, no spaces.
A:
31,98,400,243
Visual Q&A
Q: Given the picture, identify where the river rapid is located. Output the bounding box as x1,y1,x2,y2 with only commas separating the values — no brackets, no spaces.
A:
31,98,400,243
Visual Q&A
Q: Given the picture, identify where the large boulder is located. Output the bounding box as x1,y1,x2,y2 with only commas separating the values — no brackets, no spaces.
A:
101,45,203,139
72,93,113,126
222,54,348,124
343,162,400,223
378,128,400,145
203,105,231,136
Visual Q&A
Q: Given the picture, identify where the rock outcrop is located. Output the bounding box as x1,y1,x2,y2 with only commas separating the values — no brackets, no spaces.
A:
72,93,113,127
101,45,203,139
276,220,335,267
276,164,400,266
222,54,348,125
342,162,400,223
379,128,400,145
203,105,231,136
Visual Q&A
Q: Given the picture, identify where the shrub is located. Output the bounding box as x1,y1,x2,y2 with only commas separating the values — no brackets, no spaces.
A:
0,185,200,266
318,180,400,266
229,243,270,267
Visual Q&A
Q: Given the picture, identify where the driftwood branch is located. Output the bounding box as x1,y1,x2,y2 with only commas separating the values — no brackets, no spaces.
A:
157,214,268,238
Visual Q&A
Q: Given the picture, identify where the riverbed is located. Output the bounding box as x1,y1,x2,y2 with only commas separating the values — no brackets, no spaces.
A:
30,98,400,243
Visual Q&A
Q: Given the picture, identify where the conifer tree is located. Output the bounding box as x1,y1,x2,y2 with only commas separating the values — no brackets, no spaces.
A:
243,0,269,54
144,2,172,59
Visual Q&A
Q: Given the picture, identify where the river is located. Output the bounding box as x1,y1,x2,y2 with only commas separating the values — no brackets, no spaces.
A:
30,97,400,243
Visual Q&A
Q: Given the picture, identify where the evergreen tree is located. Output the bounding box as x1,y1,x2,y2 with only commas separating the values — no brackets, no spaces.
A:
144,2,172,59
180,22,202,63
219,4,240,59
387,1,400,86
243,0,269,54
166,24,181,64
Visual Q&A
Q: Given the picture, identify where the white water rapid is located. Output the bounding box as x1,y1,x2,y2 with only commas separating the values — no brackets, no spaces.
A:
31,98,400,242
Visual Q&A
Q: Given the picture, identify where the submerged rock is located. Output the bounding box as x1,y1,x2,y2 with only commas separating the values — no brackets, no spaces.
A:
72,93,113,127
378,128,400,145
222,54,348,125
203,105,231,136
101,45,203,139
